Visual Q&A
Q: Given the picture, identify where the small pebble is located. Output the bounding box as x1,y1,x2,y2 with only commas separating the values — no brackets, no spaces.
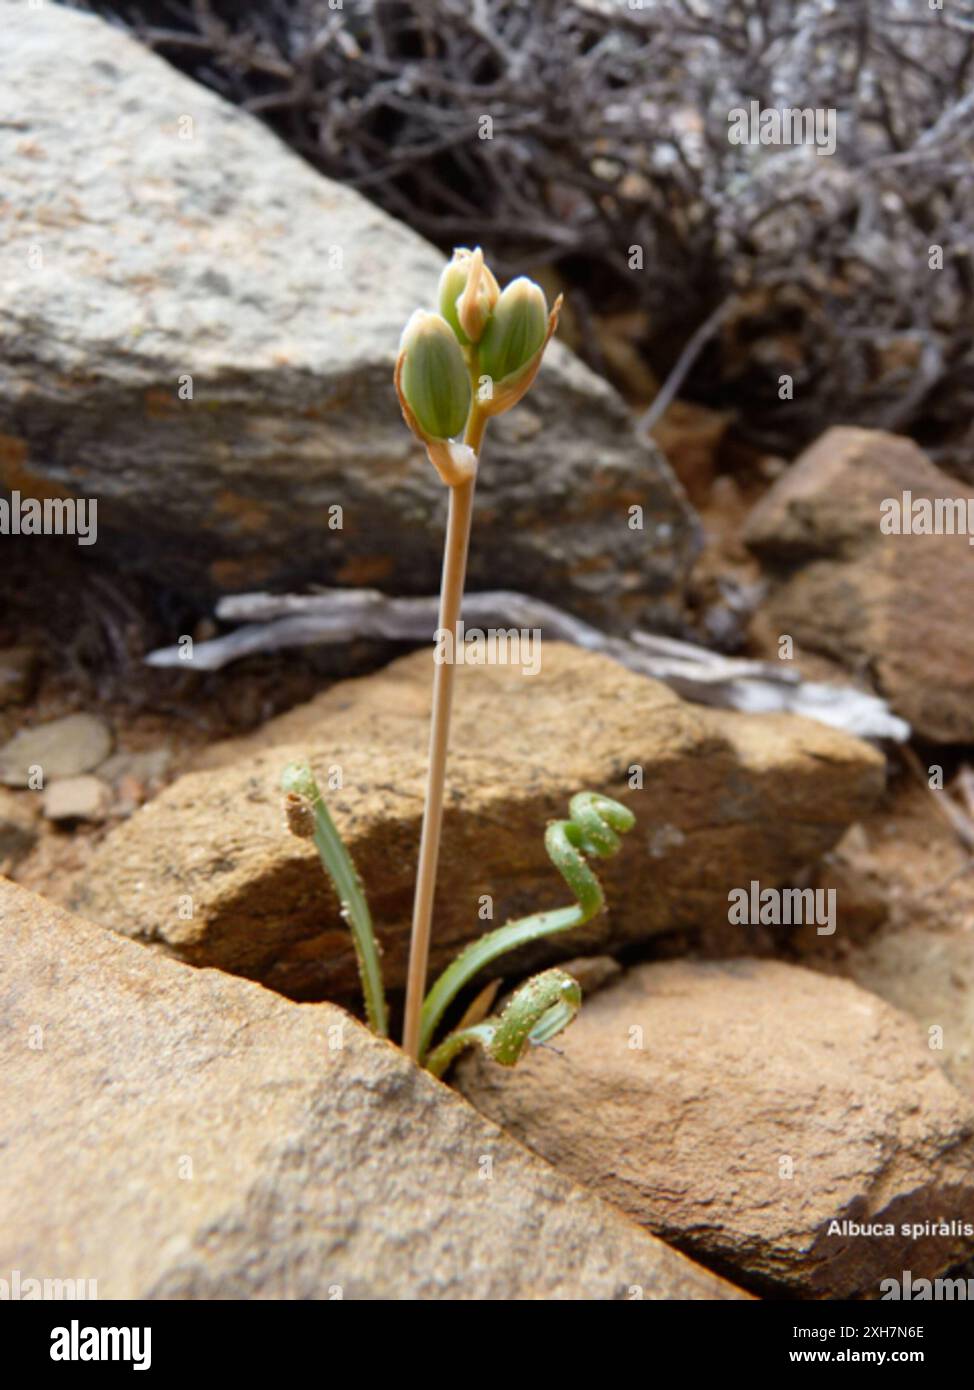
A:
0,714,113,787
43,776,111,823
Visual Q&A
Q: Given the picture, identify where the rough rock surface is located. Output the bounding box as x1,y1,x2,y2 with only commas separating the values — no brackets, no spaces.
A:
0,712,112,786
455,958,974,1297
0,880,742,1301
0,2,697,630
839,928,974,1099
745,427,974,742
72,643,884,999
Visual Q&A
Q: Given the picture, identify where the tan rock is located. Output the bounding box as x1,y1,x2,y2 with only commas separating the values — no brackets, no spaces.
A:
72,643,884,999
455,958,974,1297
840,928,974,1098
0,880,743,1301
744,427,974,742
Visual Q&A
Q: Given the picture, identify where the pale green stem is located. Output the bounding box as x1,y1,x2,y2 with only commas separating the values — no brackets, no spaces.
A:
401,403,488,1060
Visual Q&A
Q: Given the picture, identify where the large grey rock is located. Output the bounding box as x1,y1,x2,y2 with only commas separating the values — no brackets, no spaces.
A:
0,2,697,630
71,643,885,1000
0,879,742,1300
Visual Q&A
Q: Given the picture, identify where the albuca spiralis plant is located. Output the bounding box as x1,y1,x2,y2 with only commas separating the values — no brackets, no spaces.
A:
395,247,561,1059
282,762,634,1077
279,247,633,1078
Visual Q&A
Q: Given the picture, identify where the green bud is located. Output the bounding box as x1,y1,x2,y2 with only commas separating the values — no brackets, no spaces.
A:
439,247,500,346
398,311,471,440
438,251,473,346
477,278,548,386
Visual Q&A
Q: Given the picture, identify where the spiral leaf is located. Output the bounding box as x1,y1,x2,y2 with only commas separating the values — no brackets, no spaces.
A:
419,791,635,1061
424,968,582,1079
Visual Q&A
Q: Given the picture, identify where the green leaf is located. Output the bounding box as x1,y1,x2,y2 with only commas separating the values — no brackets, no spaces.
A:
282,761,388,1038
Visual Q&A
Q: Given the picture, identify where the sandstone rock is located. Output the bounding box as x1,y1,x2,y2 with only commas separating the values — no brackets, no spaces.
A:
42,775,111,823
455,958,974,1297
72,643,884,999
0,786,38,871
0,880,742,1301
744,427,974,742
840,928,974,1098
0,713,112,787
0,2,697,631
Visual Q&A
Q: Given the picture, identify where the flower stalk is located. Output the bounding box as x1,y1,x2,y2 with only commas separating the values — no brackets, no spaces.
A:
281,248,574,1073
401,402,486,1059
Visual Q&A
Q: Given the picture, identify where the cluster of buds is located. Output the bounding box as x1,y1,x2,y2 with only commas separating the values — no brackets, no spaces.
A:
395,247,562,486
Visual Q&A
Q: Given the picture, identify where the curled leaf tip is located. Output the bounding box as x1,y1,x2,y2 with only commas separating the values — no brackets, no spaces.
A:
282,760,317,800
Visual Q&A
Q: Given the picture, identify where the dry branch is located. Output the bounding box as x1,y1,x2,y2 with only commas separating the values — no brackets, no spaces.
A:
145,587,910,741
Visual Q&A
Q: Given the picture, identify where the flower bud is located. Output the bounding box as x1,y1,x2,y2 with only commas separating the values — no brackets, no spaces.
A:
438,249,475,346
397,310,471,441
453,247,500,344
478,278,548,386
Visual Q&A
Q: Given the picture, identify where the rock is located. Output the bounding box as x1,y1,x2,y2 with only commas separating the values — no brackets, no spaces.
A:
454,958,974,1297
0,3,698,633
0,880,742,1301
42,775,111,823
0,786,39,871
72,642,884,1000
0,713,112,787
744,427,974,742
0,647,38,707
840,928,974,1098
